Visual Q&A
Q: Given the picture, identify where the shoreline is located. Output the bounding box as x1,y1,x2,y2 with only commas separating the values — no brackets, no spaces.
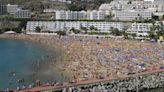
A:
0,34,74,82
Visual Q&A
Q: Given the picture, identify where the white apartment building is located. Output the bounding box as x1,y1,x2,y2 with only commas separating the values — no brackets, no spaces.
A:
99,0,130,11
14,10,31,18
114,10,153,21
0,5,7,15
50,0,72,4
154,0,164,4
127,22,152,36
109,1,156,11
99,4,112,15
6,4,31,18
55,10,106,20
129,1,164,12
112,0,129,5
55,10,78,20
144,0,154,2
78,11,87,20
55,10,66,20
26,21,56,31
43,9,57,13
99,4,111,11
87,10,106,20
139,1,164,12
7,4,18,14
26,21,125,32
99,0,164,14
67,11,78,20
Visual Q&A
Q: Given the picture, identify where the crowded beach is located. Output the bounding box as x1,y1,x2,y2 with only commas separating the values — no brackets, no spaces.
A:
0,34,164,91
36,34,164,80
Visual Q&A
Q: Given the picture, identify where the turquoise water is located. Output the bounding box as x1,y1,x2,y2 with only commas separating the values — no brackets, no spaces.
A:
0,39,64,90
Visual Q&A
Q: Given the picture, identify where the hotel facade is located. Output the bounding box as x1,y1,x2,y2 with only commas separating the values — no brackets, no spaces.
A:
6,4,18,14
114,10,153,21
26,21,125,32
127,22,152,36
55,10,106,20
14,10,31,18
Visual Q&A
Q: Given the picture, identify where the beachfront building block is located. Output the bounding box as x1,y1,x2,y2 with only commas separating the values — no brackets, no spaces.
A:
0,4,7,15
14,10,31,19
114,10,153,21
26,21,125,32
127,22,152,36
7,4,18,15
50,0,72,4
98,0,164,21
154,0,164,4
55,10,106,20
87,10,106,20
99,0,162,11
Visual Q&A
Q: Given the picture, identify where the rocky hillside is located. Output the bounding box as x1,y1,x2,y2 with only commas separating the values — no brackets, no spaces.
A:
1,0,68,12
0,0,113,12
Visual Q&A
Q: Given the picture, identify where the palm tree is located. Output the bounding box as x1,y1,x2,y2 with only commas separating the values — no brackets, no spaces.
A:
158,22,164,34
122,31,129,39
70,27,80,34
70,27,75,32
90,26,95,31
149,22,157,39
150,25,156,32
156,22,163,36
148,31,156,40
156,25,160,31
80,26,88,34
0,29,3,34
35,26,41,33
131,33,137,39
105,14,114,21
110,28,121,36
56,31,66,36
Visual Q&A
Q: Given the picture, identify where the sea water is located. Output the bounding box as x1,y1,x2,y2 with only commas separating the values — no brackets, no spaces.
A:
0,39,64,90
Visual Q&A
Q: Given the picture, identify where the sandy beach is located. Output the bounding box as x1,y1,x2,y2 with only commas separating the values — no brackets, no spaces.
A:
1,34,164,82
